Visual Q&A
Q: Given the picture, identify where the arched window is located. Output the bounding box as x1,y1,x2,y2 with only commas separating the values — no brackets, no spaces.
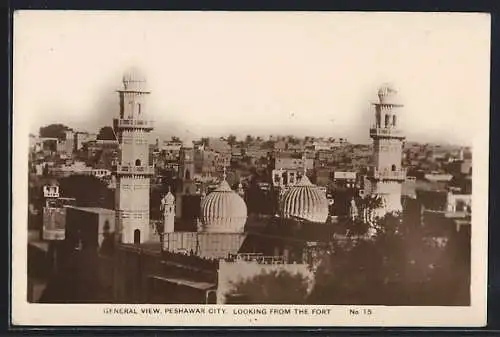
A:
135,159,141,166
134,229,141,244
392,115,397,127
103,220,110,233
185,169,191,180
391,164,397,171
384,114,390,127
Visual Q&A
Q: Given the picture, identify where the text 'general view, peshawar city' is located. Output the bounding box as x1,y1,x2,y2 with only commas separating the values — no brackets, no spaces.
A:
27,68,472,306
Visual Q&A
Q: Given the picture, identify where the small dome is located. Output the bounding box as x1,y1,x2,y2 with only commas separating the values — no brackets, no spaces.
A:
122,67,148,91
280,175,329,223
163,191,175,204
200,179,248,233
377,83,401,105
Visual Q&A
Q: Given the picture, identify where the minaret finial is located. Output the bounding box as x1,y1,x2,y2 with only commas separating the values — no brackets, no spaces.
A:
223,166,227,181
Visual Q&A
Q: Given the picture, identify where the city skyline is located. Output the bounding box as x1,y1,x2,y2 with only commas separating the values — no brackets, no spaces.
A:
15,11,490,146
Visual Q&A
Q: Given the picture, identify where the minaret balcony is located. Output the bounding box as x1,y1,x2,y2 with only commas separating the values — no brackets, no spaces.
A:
369,127,405,139
114,164,155,176
370,168,407,181
114,118,154,131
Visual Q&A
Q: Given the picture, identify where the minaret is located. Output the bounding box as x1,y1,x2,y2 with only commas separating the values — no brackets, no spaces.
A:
162,188,176,234
368,84,406,218
113,68,154,244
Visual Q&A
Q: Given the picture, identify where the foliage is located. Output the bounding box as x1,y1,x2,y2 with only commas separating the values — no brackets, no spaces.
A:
59,174,114,208
226,269,310,304
97,126,116,141
308,213,470,305
39,124,70,140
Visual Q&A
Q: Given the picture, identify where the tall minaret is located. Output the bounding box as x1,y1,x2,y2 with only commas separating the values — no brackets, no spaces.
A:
368,84,406,218
113,68,154,244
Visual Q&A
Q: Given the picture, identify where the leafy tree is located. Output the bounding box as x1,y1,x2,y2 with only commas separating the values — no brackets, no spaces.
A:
227,134,237,147
39,124,70,140
59,174,114,208
308,213,470,306
245,135,254,145
97,126,116,141
171,136,181,142
200,137,209,146
226,269,310,304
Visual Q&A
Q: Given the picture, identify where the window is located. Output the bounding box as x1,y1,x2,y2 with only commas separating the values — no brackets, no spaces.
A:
391,164,396,171
135,159,141,166
385,115,390,127
134,229,141,244
393,115,397,127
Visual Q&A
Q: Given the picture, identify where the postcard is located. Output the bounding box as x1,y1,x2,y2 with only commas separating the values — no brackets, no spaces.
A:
12,10,490,327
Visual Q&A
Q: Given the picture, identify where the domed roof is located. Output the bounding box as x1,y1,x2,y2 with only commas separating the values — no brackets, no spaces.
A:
280,175,329,223
200,178,248,233
122,67,148,91
377,83,402,105
163,191,175,204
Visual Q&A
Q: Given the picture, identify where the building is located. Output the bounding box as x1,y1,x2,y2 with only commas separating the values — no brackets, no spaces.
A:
113,68,155,244
65,206,116,250
280,173,330,224
41,184,76,241
366,84,406,217
333,171,357,188
74,132,97,152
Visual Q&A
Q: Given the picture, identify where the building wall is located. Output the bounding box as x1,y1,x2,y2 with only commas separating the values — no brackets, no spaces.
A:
163,232,246,259
65,207,99,249
216,261,312,304
42,207,66,240
115,177,151,244
372,181,403,213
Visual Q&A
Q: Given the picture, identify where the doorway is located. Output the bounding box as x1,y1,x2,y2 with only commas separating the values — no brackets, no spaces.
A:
134,229,141,244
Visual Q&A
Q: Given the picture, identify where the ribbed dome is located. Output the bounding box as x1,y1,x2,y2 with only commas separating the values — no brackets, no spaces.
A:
200,179,248,233
280,175,329,223
377,83,401,105
122,67,148,91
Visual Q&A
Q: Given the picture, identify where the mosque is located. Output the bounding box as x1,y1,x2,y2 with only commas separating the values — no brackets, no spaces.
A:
36,68,406,304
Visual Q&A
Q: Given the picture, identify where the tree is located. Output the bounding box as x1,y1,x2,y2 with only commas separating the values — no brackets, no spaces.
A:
97,126,116,141
171,136,181,143
227,134,237,147
245,135,254,145
59,175,114,208
39,124,70,140
308,213,470,306
226,269,310,304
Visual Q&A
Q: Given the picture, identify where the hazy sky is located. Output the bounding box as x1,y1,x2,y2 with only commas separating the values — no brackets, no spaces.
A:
14,11,490,145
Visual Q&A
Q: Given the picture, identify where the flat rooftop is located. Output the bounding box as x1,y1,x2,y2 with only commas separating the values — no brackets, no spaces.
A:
66,206,115,215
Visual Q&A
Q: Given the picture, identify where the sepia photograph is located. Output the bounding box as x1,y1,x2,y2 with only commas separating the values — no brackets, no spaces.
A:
12,11,489,327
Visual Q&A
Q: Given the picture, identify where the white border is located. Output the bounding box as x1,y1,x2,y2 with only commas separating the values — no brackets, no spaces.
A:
11,11,490,327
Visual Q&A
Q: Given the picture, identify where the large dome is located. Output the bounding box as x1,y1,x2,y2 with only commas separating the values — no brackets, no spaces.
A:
280,175,329,223
200,179,248,233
